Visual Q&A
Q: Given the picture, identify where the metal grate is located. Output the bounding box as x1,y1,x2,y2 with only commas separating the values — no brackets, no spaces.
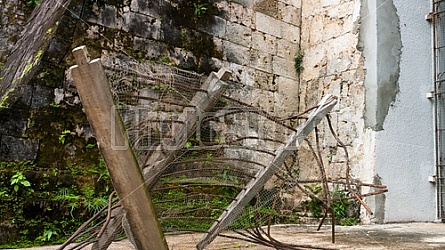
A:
434,0,445,220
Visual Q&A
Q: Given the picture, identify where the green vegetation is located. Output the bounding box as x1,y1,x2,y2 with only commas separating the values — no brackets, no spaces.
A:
10,172,33,193
0,159,112,248
26,0,39,7
58,130,73,145
194,3,208,17
294,50,304,73
304,184,358,226
304,184,323,218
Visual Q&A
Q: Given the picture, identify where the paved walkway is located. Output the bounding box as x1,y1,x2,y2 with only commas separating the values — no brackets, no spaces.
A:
8,223,445,250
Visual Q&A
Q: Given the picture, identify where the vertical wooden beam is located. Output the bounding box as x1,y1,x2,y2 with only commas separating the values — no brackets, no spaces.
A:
70,46,168,250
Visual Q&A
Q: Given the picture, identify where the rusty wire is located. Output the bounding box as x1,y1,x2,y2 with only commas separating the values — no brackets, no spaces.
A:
59,58,387,250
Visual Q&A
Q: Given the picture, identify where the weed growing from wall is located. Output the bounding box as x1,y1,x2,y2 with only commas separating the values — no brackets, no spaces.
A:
294,50,304,73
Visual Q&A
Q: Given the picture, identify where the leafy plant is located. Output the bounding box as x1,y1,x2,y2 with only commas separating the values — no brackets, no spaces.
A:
43,229,58,241
84,197,108,214
26,0,39,7
340,217,357,226
81,187,108,214
53,187,81,217
194,3,208,17
294,50,304,73
304,184,323,218
332,189,350,219
0,189,8,198
59,130,72,145
49,102,60,108
10,172,32,193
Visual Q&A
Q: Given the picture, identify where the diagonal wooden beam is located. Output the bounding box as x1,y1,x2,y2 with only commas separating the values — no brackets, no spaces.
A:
197,95,338,250
70,46,168,250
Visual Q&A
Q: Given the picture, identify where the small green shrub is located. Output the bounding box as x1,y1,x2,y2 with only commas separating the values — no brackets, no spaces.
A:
194,3,208,17
10,172,32,193
294,50,304,73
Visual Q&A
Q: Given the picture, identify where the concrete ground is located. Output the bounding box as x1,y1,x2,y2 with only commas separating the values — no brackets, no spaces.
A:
8,223,445,250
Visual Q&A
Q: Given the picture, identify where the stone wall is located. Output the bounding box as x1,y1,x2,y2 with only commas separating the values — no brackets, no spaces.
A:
0,0,303,244
298,0,365,186
76,0,301,114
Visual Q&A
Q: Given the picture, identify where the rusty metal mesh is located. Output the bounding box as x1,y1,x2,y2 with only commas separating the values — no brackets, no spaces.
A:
59,55,387,250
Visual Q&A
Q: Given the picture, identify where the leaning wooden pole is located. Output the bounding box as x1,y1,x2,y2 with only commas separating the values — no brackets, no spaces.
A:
197,95,338,250
70,46,168,250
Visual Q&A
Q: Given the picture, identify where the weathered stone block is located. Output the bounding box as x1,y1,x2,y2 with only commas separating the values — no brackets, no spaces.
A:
303,15,324,45
274,92,299,115
6,85,33,109
277,2,301,26
0,135,38,162
225,21,252,47
0,108,27,136
197,15,227,38
253,70,275,91
273,55,297,79
302,44,327,79
254,0,278,17
31,86,53,109
326,52,352,75
161,21,183,47
44,37,71,64
322,20,344,41
134,37,169,58
276,75,299,95
255,12,282,38
121,12,161,40
223,40,250,66
130,0,163,18
229,2,254,28
277,38,298,59
85,4,117,29
241,87,274,111
326,0,354,20
252,31,277,55
278,0,301,8
224,62,255,86
249,49,273,73
169,47,198,70
281,23,300,43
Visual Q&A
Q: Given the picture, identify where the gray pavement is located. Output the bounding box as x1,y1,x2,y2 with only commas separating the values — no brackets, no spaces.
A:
7,223,445,250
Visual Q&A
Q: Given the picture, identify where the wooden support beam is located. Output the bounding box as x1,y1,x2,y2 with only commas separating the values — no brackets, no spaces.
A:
197,95,338,250
70,46,168,250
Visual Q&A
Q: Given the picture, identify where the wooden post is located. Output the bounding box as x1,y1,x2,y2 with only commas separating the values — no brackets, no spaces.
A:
197,95,338,250
70,46,168,250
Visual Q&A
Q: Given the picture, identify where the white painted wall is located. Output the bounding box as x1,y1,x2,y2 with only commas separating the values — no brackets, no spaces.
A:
373,0,436,222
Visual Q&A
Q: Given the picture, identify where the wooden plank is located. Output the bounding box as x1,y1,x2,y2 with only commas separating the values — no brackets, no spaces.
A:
197,95,338,250
70,46,168,250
